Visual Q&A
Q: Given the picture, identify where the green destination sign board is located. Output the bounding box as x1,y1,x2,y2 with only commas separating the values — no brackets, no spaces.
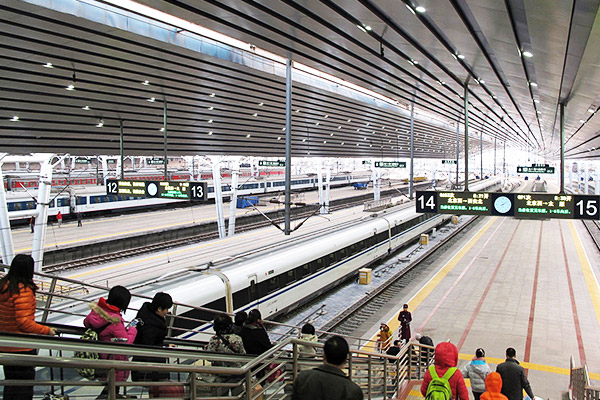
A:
147,158,165,165
106,179,207,201
75,158,91,164
259,160,285,167
416,191,600,220
517,164,555,174
442,160,457,165
374,161,406,168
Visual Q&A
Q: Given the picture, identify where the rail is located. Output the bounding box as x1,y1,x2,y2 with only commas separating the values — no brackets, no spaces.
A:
570,356,600,400
0,332,433,400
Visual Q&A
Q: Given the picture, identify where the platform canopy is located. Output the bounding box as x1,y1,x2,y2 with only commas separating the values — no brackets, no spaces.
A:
1,0,599,160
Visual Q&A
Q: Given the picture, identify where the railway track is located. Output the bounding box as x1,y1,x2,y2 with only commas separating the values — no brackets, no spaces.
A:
320,215,480,338
582,220,600,251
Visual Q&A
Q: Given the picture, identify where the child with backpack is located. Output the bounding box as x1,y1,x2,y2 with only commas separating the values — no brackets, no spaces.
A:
420,342,469,400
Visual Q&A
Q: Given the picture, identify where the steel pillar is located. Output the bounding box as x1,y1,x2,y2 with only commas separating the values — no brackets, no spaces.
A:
560,103,566,193
284,59,292,235
163,100,168,180
120,120,124,179
227,164,239,237
409,98,415,199
212,160,226,239
464,83,470,191
31,155,54,272
0,155,15,265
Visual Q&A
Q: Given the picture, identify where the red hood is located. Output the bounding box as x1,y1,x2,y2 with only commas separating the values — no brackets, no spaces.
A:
98,297,121,314
434,342,458,368
485,372,503,393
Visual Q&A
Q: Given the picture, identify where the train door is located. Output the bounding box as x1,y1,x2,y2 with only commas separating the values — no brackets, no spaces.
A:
248,274,259,309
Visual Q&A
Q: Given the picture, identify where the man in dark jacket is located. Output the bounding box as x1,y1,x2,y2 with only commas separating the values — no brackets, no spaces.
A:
131,292,173,381
496,347,534,400
292,335,363,400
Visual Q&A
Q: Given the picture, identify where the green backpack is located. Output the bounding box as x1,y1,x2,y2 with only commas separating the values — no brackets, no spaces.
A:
425,365,457,400
74,322,110,380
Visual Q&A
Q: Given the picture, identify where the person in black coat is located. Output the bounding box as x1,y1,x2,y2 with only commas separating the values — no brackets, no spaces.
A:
131,292,173,382
240,309,272,356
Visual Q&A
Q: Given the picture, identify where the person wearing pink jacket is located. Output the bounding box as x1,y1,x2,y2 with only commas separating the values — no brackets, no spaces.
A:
84,286,137,399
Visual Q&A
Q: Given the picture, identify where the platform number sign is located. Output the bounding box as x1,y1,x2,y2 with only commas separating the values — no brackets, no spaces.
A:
574,195,600,219
416,191,437,213
190,182,207,201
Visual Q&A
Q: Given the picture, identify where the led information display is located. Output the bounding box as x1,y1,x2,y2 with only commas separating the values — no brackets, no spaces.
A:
517,164,555,174
416,191,600,220
259,160,285,167
442,159,457,165
374,161,407,168
106,179,207,201
75,157,91,164
147,157,165,165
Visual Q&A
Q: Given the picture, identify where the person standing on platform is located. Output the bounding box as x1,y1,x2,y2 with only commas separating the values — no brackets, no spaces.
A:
29,216,35,233
0,254,56,400
420,342,469,400
292,335,363,400
232,311,247,336
131,292,173,382
415,333,434,365
386,340,401,356
376,323,392,352
76,212,83,227
56,211,62,227
240,309,272,356
496,348,534,400
481,372,508,400
397,303,412,343
461,348,491,400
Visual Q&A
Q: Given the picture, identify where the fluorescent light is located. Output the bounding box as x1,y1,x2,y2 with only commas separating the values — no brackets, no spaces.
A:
142,80,150,85
315,122,320,126
246,134,251,138
147,97,156,102
208,131,213,135
348,119,352,122
324,115,329,118
258,102,264,106
341,142,344,145
529,82,538,87
479,80,485,84
252,113,258,117
159,127,165,131
282,127,286,131
365,26,372,31
337,126,342,129
323,140,327,144
522,51,533,58
415,6,426,12
96,119,104,128
357,25,367,33
208,119,213,123
296,109,300,113
277,136,281,140
588,108,595,113
10,116,19,121
43,63,53,68
209,93,216,97
66,84,75,91
406,4,416,14
330,133,334,136
457,54,465,59
580,119,586,123
208,106,214,110
303,138,306,142
534,99,540,103
82,106,90,110
493,95,498,99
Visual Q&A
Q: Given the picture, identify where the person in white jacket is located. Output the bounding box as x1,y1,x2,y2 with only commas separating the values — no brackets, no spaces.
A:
297,323,319,357
461,348,491,400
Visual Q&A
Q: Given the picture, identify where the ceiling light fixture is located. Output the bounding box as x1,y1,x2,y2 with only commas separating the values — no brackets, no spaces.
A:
323,140,327,144
66,84,75,91
337,126,342,129
365,25,372,31
315,122,320,126
208,106,214,110
357,25,367,33
82,106,90,110
96,119,104,128
208,131,213,135
522,51,533,58
415,6,426,12
324,115,329,118
252,113,258,117
208,119,213,123
282,127,286,131
246,134,251,138
147,97,156,102
457,54,465,59
580,119,586,123
142,80,150,85
588,108,595,113
10,116,19,122
303,138,307,142
529,82,538,87
348,119,352,122
277,136,281,140
330,133,334,136
209,93,216,97
43,62,53,68
258,102,264,106
159,127,165,131
406,4,416,14
341,142,345,145
534,99,540,103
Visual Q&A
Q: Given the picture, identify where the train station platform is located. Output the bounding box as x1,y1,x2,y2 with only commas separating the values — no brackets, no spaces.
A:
358,209,600,399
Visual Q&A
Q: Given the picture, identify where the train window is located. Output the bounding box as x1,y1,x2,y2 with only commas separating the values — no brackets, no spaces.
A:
315,257,325,271
296,264,310,279
349,243,357,255
233,289,249,310
49,200,55,208
337,247,348,260
285,270,295,285
76,197,87,205
267,277,279,294
327,252,337,265
358,240,366,250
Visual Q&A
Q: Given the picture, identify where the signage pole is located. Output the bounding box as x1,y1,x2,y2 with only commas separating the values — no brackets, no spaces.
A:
163,99,168,180
464,79,470,191
119,120,124,180
560,102,566,193
284,59,292,235
409,97,415,199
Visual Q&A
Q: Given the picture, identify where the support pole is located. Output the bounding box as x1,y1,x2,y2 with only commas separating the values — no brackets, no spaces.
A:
324,168,331,214
163,99,168,180
409,98,415,199
318,160,325,214
455,120,460,188
32,155,54,272
284,58,292,235
494,137,497,176
119,120,124,180
227,163,239,237
560,103,566,193
0,156,15,265
464,81,470,191
480,128,483,179
596,165,599,195
212,160,226,239
585,164,589,194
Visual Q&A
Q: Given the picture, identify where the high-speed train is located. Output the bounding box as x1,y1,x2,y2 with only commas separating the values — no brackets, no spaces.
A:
46,178,501,341
6,173,370,221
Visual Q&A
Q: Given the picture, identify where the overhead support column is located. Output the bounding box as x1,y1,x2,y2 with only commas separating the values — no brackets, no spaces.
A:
480,129,483,179
324,168,331,214
163,99,168,180
560,103,566,193
455,120,460,189
409,97,415,199
120,120,125,180
211,159,226,239
0,154,15,265
227,162,239,237
463,79,470,191
494,137,497,176
317,160,325,214
284,58,292,235
585,164,589,194
32,155,56,272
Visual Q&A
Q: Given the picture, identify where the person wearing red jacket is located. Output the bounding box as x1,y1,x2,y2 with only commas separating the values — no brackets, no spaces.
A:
481,372,509,400
0,254,56,400
420,342,469,400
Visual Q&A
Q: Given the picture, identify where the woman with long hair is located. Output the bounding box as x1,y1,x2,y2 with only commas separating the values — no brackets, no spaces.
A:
0,254,56,400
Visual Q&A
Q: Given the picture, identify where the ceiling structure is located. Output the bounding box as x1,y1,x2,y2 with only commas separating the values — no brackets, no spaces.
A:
1,0,600,160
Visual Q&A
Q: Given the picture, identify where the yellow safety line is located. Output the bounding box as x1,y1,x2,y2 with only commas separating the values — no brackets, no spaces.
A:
568,221,600,330
361,217,498,353
67,229,265,279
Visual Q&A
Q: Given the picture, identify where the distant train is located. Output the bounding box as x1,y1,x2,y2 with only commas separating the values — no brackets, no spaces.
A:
6,173,369,221
3,168,285,190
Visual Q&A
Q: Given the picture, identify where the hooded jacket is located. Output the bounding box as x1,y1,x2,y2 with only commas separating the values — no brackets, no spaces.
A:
496,358,534,400
83,297,137,381
293,364,363,400
298,333,319,357
481,372,508,400
461,356,491,393
131,302,169,381
0,282,52,352
240,322,272,355
420,342,469,400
